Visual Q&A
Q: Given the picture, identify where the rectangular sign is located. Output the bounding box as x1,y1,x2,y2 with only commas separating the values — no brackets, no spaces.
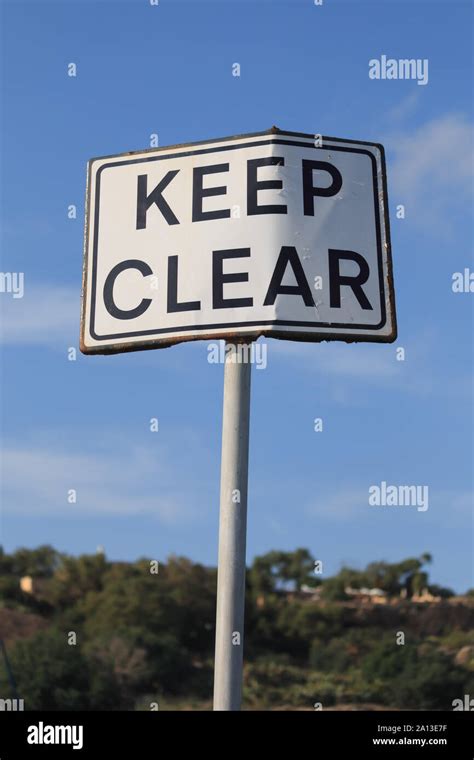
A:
80,128,396,353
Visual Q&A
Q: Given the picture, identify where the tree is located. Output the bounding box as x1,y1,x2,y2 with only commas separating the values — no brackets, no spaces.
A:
278,549,319,591
6,546,62,579
248,549,318,595
49,553,108,607
0,628,123,710
427,584,454,599
321,576,348,601
362,638,469,709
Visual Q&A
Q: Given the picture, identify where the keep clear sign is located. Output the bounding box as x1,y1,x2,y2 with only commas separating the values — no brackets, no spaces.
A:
80,128,396,353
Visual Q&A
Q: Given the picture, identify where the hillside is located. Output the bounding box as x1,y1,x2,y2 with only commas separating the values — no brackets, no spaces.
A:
0,546,473,710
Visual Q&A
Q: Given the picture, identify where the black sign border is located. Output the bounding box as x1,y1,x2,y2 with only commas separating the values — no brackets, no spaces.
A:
81,129,396,354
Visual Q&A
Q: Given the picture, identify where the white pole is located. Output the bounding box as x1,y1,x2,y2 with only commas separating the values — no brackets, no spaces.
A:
213,340,252,711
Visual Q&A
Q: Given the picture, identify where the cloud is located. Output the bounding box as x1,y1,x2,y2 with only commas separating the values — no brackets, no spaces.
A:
306,485,473,522
434,489,474,517
387,113,474,231
0,284,79,347
0,442,200,521
266,331,473,402
385,91,421,124
269,338,402,381
306,487,369,520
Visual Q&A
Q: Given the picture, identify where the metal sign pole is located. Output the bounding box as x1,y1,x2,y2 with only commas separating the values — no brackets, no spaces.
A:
213,340,252,711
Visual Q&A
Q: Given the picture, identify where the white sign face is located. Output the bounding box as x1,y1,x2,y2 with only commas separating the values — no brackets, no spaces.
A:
81,129,396,354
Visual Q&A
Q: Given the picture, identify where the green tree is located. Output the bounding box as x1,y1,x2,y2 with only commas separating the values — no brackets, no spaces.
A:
362,639,468,709
0,628,123,710
321,576,348,601
6,546,62,578
248,549,318,596
49,553,108,607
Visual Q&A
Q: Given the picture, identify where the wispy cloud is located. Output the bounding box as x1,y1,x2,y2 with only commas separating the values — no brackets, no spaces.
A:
306,485,473,522
0,284,79,347
385,91,421,125
306,487,369,520
386,113,474,232
269,338,402,381
267,332,472,402
0,441,203,522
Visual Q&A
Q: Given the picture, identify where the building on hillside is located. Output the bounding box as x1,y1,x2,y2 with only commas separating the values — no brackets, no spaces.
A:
300,584,322,599
19,576,49,598
411,588,441,603
345,586,388,604
19,576,33,594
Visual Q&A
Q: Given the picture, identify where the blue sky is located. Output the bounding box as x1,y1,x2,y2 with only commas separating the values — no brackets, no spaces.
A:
0,0,472,592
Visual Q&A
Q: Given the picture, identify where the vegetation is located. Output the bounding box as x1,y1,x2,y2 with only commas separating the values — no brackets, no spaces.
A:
0,546,472,710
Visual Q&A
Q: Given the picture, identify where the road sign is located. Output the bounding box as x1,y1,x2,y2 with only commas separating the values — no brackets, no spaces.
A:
80,127,397,712
80,128,396,354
